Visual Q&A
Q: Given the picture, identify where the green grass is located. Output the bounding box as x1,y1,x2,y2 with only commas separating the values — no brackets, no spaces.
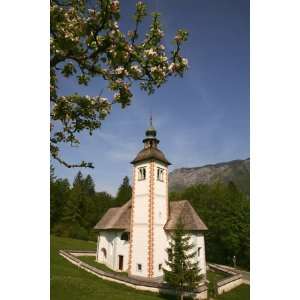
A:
79,256,128,277
51,235,250,300
207,270,228,282
207,270,228,298
206,270,250,300
50,235,174,300
218,284,250,300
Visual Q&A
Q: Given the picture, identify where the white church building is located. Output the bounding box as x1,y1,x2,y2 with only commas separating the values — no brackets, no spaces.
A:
94,121,208,280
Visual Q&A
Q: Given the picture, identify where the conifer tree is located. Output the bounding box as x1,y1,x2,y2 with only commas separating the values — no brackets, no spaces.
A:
115,176,132,206
84,174,96,196
163,218,202,300
73,171,84,188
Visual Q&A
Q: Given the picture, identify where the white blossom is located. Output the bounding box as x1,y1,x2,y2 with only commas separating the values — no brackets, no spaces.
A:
168,63,176,72
131,65,142,76
150,66,158,73
145,48,157,57
182,58,188,66
115,66,125,74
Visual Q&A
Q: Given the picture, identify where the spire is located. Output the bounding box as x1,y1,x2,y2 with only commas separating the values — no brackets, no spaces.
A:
143,117,159,148
131,117,171,165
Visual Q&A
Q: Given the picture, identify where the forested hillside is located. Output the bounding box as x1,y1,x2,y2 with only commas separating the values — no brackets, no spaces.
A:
50,166,131,241
170,182,250,269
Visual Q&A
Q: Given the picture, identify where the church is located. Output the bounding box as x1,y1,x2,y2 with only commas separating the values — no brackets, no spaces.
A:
94,120,208,280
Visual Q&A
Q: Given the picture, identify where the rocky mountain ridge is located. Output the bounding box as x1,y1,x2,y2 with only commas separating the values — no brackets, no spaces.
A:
169,158,250,196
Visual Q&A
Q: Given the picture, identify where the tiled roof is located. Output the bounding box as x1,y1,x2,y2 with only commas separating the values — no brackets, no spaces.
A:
94,200,131,231
94,200,207,231
131,147,171,165
164,200,208,231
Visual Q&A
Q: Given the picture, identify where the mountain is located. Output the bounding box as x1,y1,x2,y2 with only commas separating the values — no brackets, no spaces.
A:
169,158,250,196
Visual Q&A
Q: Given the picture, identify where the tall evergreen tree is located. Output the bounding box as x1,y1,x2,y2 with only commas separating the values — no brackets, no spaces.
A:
73,171,84,188
84,174,96,196
61,171,85,228
50,178,70,229
115,176,132,205
163,219,202,300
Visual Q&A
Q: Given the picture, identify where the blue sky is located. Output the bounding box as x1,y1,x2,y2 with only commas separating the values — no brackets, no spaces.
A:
52,0,249,195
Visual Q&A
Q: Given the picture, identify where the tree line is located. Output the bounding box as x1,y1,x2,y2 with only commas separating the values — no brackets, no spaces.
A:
50,166,131,241
51,167,249,270
170,182,250,270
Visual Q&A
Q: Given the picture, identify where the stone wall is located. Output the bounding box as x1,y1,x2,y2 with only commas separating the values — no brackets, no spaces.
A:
60,250,208,300
208,263,243,295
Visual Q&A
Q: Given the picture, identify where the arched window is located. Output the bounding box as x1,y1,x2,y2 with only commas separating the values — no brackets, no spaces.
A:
101,248,107,259
121,232,130,241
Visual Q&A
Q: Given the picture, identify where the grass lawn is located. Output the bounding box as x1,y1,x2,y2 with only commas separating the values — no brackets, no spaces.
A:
218,284,250,300
51,235,249,300
207,270,228,282
79,256,128,277
206,270,250,300
50,235,174,300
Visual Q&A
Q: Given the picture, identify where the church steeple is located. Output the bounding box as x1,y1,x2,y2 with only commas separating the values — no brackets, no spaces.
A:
143,116,160,149
129,117,170,279
131,118,171,165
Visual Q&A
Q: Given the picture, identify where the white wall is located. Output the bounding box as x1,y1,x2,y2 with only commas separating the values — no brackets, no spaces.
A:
131,160,170,278
192,232,207,277
164,232,207,278
96,231,129,272
152,161,169,278
130,162,151,277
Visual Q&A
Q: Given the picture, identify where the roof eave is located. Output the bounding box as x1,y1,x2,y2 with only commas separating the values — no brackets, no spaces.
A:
130,157,171,165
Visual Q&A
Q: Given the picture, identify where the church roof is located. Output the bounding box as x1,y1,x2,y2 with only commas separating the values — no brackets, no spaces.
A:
131,147,171,165
94,200,131,231
94,200,207,231
164,200,208,231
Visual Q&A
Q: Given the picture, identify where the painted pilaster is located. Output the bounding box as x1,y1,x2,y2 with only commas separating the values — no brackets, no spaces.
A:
147,161,155,278
128,166,136,275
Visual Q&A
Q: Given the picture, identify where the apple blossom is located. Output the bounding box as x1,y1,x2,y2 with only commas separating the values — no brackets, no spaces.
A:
51,0,189,168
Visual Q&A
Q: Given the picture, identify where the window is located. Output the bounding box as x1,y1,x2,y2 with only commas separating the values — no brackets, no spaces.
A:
157,167,164,181
158,264,162,271
118,255,124,270
167,248,172,261
121,232,130,241
137,264,142,272
197,247,201,257
138,167,146,180
101,248,107,259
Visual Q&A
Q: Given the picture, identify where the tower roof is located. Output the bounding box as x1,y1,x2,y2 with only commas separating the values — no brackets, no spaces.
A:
131,117,171,165
131,147,171,165
144,116,157,138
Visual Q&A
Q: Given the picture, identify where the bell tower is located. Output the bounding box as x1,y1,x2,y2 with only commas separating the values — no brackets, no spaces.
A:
128,118,171,278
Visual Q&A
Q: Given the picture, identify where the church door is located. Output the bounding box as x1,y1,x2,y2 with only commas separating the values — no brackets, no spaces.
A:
118,255,123,270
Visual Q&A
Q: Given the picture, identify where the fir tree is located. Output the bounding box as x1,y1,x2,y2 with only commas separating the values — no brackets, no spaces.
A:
73,171,84,188
163,218,202,300
115,176,132,206
84,174,96,196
